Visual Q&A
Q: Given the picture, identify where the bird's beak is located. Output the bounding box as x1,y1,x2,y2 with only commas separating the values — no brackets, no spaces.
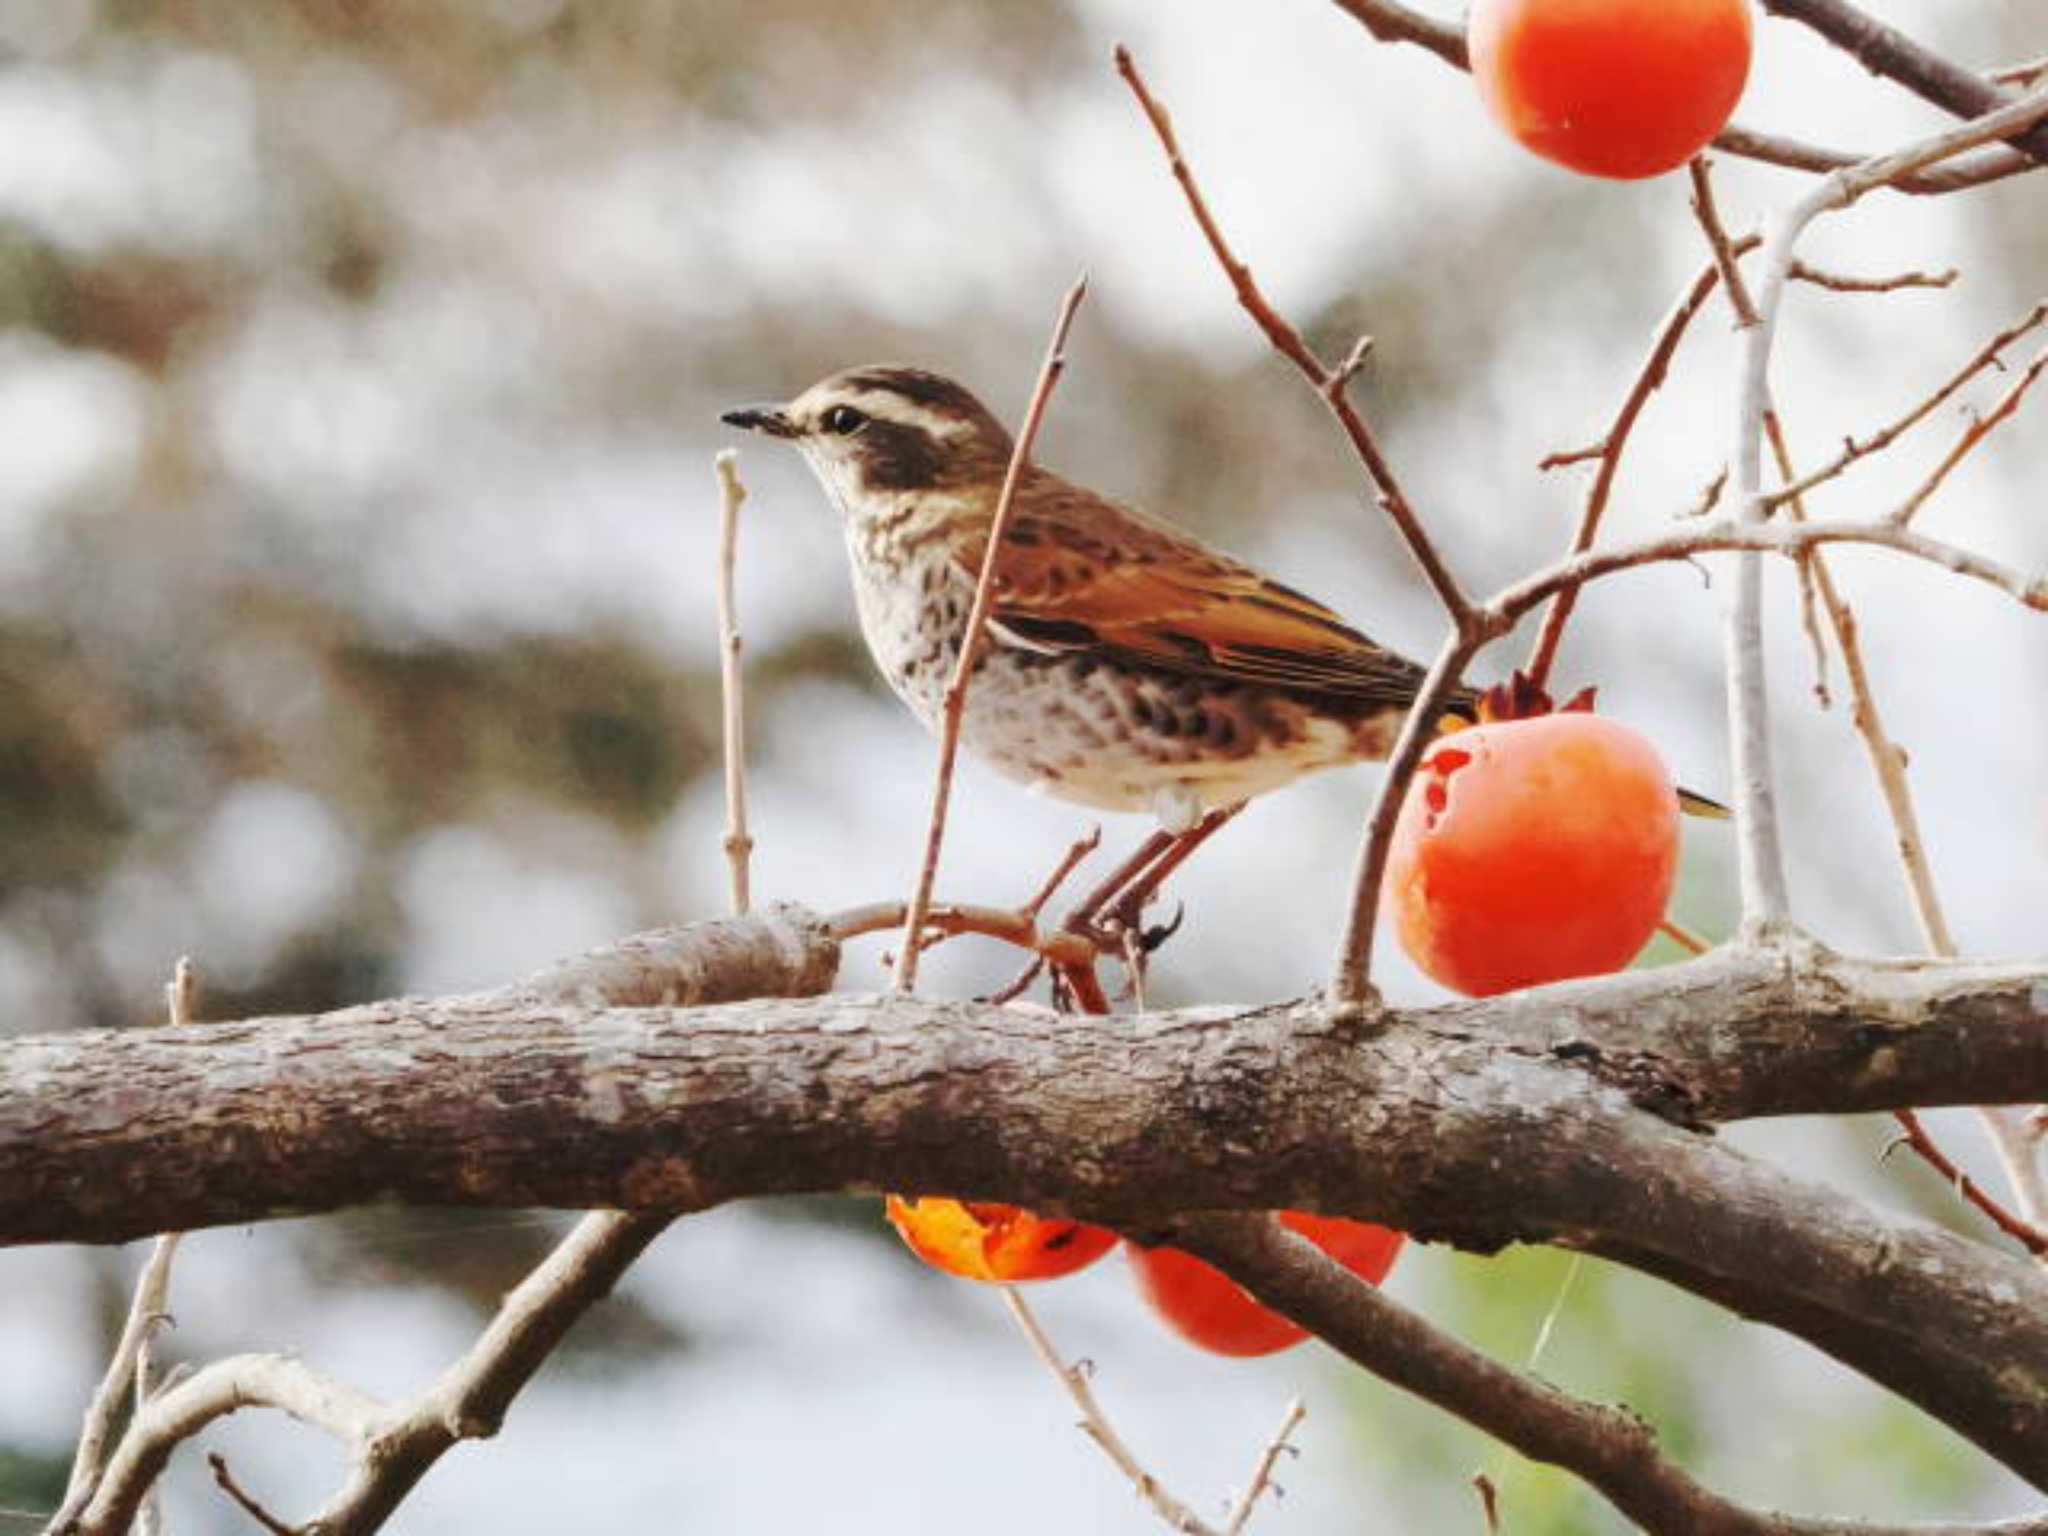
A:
721,404,800,439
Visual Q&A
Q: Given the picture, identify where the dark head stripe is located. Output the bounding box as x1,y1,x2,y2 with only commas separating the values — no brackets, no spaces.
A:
842,368,996,421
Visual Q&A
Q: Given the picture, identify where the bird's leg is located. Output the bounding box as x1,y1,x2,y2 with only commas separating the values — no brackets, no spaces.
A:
1061,803,1246,960
1058,829,1178,947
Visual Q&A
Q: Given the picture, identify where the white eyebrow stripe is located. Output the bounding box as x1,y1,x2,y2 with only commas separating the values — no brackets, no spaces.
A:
836,390,974,439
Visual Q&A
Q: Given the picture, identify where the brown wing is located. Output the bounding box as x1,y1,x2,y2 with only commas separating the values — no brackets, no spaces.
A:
958,473,1438,714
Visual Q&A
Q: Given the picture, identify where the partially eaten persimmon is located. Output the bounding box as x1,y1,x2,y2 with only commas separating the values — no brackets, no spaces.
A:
1385,710,1680,997
885,1196,1117,1283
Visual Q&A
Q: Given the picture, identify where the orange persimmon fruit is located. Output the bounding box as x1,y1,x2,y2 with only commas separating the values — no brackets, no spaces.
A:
884,1196,1117,1283
1468,0,1754,179
1385,711,1680,997
1127,1213,1406,1358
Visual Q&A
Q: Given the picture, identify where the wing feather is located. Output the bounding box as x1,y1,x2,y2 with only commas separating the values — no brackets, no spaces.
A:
959,475,1439,714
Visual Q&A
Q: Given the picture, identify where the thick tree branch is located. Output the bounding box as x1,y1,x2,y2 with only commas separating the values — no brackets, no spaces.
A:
1179,1213,2048,1536
47,903,843,1536
9,918,2047,1479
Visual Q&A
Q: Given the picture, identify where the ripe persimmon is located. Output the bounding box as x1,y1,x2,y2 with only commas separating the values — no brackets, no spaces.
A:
885,1196,1117,1283
1127,1213,1405,1358
1384,712,1680,997
1468,0,1754,179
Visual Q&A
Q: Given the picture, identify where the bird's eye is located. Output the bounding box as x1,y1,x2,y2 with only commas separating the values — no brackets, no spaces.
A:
821,405,868,435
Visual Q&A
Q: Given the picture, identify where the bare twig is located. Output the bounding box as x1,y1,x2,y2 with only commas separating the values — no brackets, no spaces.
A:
1759,0,2048,165
1486,517,2045,628
1657,918,1711,957
1331,632,1480,1009
1889,1110,2048,1257
892,275,1089,994
712,450,754,915
1893,342,2048,526
1978,1106,2048,1232
1111,42,1478,1006
1222,1398,1306,1536
52,1236,184,1532
1993,54,2048,89
1022,827,1103,920
1786,260,1956,295
1324,0,2043,194
828,898,1100,971
1698,171,2046,1257
1000,1286,1219,1536
206,1455,296,1536
1721,82,2048,939
1527,243,1748,687
1762,302,2048,510
1114,44,1472,624
1688,469,1728,520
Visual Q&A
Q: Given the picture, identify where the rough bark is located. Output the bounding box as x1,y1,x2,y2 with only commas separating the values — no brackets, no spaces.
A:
4,914,2044,1480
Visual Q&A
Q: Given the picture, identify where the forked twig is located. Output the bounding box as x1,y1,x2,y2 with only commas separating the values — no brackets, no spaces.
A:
712,450,754,915
1222,1398,1306,1536
1722,81,2048,938
1527,241,1750,687
1760,302,2048,511
206,1454,296,1536
51,1236,184,1532
892,276,1089,993
1000,1287,1219,1536
1892,342,2048,526
1112,43,1476,1007
1888,1110,2048,1256
1693,163,2048,1255
1114,44,1471,625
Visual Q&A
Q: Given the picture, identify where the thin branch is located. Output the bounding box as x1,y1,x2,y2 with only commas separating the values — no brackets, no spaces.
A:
1330,632,1479,1009
1977,1106,2048,1232
891,276,1089,994
1762,302,2048,511
52,1236,184,1532
1114,44,1472,624
1787,260,1956,295
1000,1287,1219,1536
712,450,754,915
1222,1399,1306,1536
1527,242,1747,687
206,1454,297,1536
828,898,1101,972
1324,0,2044,194
1178,1212,2048,1536
1657,918,1711,957
68,1355,387,1535
1893,342,2048,526
1889,1110,2048,1257
1718,83,2048,938
1700,190,2044,1257
1483,519,2048,664
1993,55,2048,89
1759,0,2048,164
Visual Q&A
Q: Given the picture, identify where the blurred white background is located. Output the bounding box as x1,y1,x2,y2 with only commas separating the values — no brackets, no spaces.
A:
0,0,2043,1530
